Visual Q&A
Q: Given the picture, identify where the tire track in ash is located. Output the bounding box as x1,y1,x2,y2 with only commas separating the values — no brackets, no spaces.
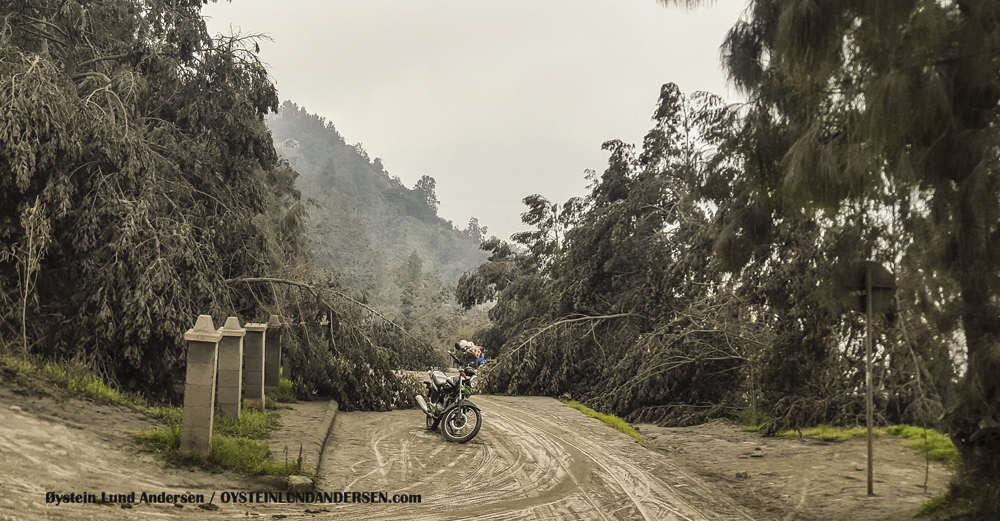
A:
318,401,591,520
316,396,752,520
488,398,755,521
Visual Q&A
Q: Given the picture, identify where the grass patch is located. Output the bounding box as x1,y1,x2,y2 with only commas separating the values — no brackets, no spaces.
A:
265,378,296,404
0,352,126,405
775,424,889,442
1,349,301,477
210,436,299,476
769,422,959,467
138,405,183,427
1,351,187,425
214,409,281,439
886,425,961,468
130,424,182,455
130,408,298,476
560,399,648,446
129,425,300,476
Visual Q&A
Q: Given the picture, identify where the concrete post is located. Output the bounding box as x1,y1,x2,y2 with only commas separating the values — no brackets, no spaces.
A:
264,315,283,389
216,317,245,419
243,322,267,410
181,315,223,458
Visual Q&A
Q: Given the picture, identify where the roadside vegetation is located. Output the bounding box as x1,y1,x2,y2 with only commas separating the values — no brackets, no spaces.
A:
1,351,126,405
266,377,297,404
129,407,300,477
127,377,305,476
737,406,963,517
915,493,950,517
560,398,648,447
737,407,769,433
735,407,960,468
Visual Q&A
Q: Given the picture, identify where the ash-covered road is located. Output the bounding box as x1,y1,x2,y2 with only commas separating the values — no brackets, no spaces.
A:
316,395,754,520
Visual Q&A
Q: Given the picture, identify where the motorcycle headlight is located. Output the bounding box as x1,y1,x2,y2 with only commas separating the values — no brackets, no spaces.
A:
469,375,478,389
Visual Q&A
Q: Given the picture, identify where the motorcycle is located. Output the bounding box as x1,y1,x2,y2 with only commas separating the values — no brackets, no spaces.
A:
415,350,482,443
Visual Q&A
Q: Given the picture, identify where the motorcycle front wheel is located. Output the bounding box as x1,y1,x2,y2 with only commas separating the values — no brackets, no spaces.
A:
426,414,440,431
442,404,482,443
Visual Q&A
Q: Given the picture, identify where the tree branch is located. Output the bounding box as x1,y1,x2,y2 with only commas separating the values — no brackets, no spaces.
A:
509,313,635,355
17,25,67,48
223,276,435,352
71,71,110,82
23,16,69,39
77,53,128,69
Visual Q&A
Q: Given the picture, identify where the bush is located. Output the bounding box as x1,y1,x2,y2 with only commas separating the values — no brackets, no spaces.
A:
265,378,297,404
738,407,769,432
915,494,949,516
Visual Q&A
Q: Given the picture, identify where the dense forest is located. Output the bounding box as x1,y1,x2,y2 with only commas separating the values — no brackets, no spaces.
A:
2,0,1000,516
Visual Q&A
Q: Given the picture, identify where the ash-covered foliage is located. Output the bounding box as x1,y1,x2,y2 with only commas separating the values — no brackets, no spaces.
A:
715,1,1000,512
0,0,283,396
463,84,950,432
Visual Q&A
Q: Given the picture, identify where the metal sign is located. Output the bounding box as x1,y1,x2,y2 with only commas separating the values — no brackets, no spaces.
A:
843,261,895,313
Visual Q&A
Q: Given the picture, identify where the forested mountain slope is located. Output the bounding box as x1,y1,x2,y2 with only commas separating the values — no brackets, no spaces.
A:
266,101,488,301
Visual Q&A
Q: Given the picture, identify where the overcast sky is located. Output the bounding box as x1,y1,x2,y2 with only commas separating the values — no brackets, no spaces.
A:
203,0,747,241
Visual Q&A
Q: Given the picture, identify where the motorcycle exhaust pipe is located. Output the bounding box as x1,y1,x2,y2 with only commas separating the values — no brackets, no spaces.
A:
415,395,431,416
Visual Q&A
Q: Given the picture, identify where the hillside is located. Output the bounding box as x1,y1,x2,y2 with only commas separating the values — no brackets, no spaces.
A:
267,101,488,302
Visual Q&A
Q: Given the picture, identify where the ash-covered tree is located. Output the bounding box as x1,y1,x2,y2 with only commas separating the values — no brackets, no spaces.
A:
414,175,440,214
460,84,765,423
456,192,578,352
0,0,284,397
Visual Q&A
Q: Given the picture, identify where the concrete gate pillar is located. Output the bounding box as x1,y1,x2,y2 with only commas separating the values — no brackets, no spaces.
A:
216,317,245,419
243,322,267,410
181,315,223,458
264,315,284,389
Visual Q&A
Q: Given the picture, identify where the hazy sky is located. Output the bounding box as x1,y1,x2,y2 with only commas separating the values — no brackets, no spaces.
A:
202,0,747,241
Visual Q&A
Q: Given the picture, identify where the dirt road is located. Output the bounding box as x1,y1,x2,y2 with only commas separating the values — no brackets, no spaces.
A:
317,395,754,520
0,379,950,521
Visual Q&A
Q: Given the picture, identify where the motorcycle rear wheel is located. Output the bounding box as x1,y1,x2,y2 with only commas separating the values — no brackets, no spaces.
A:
426,414,440,431
442,405,482,443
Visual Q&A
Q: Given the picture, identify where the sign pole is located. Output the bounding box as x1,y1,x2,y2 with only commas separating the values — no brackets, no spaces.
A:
866,263,874,496
840,260,892,497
